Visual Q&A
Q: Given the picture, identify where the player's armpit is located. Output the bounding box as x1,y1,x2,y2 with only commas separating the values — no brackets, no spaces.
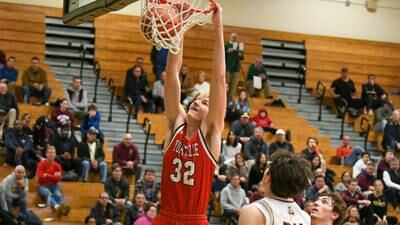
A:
238,205,264,225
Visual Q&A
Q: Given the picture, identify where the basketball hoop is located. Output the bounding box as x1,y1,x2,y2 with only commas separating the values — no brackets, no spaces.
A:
140,0,217,54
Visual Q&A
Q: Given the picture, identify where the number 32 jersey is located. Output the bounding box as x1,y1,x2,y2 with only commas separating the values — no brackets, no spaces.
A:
161,124,217,215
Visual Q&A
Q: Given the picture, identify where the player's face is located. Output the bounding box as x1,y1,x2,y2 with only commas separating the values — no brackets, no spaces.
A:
311,196,336,222
188,96,209,121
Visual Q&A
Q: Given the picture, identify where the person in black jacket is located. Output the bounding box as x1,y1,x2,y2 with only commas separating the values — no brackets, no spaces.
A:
90,192,121,225
244,127,268,162
361,74,388,114
248,152,267,190
268,129,294,156
124,65,153,114
124,192,146,225
382,110,400,151
0,82,18,128
104,164,130,211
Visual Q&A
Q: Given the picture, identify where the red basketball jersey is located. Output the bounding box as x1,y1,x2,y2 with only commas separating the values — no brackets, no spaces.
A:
160,124,217,215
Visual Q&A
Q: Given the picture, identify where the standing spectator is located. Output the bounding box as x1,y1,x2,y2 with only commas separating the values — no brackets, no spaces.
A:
225,32,244,97
356,162,376,193
0,82,18,128
105,164,130,210
133,203,158,225
247,56,271,98
383,157,400,210
150,46,168,80
336,135,365,166
244,126,268,162
0,110,7,153
377,150,394,180
65,76,88,119
221,131,242,165
250,108,276,134
152,71,165,113
0,56,18,93
124,65,152,114
22,56,51,105
374,100,393,134
37,146,71,218
135,168,160,203
77,127,107,183
301,137,322,162
231,113,255,145
220,174,248,222
21,113,33,136
330,67,357,117
306,175,330,201
248,153,267,190
80,104,103,141
50,98,73,129
178,64,195,103
340,179,370,209
226,153,250,191
361,74,387,115
353,152,371,178
268,129,294,155
382,109,400,151
112,133,141,180
50,125,79,181
0,165,28,214
125,192,146,225
90,192,121,225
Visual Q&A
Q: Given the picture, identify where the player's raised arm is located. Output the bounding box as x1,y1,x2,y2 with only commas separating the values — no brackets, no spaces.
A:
204,5,226,141
164,43,186,129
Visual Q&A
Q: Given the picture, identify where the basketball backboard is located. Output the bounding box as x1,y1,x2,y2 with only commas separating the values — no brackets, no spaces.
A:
63,0,138,25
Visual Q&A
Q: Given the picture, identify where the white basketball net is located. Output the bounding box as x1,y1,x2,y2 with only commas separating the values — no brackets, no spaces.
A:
140,0,216,54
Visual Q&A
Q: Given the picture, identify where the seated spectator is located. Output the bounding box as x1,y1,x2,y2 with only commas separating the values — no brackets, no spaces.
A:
244,126,268,163
135,168,160,203
220,174,248,222
22,56,51,105
221,130,242,165
105,164,130,211
250,108,276,134
0,165,28,214
125,192,146,225
340,179,370,217
5,119,38,177
77,127,107,183
311,155,327,176
0,82,18,128
306,175,330,201
65,76,88,119
232,90,250,118
37,146,70,218
377,150,394,180
212,160,228,204
353,152,371,178
249,181,265,203
231,113,255,144
336,135,365,166
0,110,7,151
112,133,141,180
182,71,210,106
356,162,376,194
50,125,79,181
21,113,33,136
0,50,5,68
248,153,267,190
247,56,271,98
226,153,250,191
310,193,347,225
301,137,322,162
335,171,361,194
382,109,400,151
374,100,393,134
85,216,97,225
342,205,363,225
268,129,294,156
368,179,398,225
361,74,387,115
330,68,360,117
383,157,400,210
178,64,195,103
0,56,18,93
90,192,121,225
80,104,103,142
124,65,152,114
51,98,73,129
152,71,165,113
133,203,158,225
32,115,55,159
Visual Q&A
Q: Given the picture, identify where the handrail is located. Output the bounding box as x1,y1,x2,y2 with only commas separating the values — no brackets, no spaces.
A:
360,117,371,151
316,81,326,121
297,64,306,104
92,60,101,103
108,79,116,122
125,97,134,133
142,117,152,164
79,44,86,81
338,97,349,139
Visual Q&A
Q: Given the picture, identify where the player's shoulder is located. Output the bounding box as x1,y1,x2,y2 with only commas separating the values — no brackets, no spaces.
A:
238,203,265,225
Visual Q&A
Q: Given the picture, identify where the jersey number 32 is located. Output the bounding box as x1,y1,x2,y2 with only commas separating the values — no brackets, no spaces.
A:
170,158,195,186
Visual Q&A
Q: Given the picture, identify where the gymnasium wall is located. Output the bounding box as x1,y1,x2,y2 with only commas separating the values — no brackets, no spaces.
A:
1,0,400,43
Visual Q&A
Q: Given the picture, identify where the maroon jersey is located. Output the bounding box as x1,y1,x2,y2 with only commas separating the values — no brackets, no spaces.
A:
160,124,217,215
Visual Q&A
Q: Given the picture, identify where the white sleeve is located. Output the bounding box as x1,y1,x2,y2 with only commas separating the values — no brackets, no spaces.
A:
383,171,400,190
352,160,362,178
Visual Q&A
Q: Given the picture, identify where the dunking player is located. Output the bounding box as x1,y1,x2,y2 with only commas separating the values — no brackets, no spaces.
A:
152,4,225,225
239,150,312,225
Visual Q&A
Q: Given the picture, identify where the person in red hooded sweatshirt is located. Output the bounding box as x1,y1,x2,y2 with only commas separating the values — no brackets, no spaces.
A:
250,108,277,134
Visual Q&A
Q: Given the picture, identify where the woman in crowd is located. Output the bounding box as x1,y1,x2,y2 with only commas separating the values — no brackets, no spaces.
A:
134,203,158,225
248,152,267,190
301,137,322,162
343,205,364,225
368,179,398,225
227,153,250,191
335,171,360,194
221,130,242,165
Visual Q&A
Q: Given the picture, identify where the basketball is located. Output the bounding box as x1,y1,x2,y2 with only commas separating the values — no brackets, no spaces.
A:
141,6,182,41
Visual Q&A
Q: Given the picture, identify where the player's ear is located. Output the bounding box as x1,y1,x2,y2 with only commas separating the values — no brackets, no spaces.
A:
332,212,340,221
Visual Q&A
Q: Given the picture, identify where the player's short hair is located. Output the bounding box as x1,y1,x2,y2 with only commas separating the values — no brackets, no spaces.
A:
268,150,312,198
316,193,346,225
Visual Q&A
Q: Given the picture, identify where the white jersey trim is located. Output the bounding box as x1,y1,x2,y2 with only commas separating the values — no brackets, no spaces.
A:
198,129,218,167
163,123,185,154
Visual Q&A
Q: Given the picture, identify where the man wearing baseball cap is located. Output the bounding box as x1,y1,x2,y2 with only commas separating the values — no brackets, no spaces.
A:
268,129,294,156
231,112,255,144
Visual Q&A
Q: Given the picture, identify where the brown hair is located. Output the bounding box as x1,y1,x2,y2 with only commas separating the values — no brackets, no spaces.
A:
316,193,346,225
268,150,312,198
